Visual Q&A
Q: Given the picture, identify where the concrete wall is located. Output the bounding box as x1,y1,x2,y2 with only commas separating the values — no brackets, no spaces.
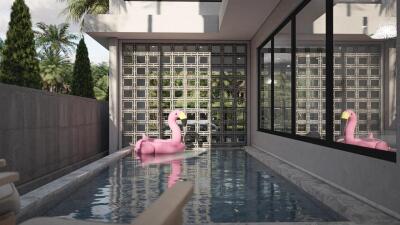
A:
249,0,400,219
0,83,109,191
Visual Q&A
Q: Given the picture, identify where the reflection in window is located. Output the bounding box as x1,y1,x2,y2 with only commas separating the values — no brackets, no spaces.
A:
259,42,272,130
274,22,292,133
295,0,326,139
333,0,396,151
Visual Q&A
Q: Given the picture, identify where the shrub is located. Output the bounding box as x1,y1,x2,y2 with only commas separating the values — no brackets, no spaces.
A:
0,0,41,89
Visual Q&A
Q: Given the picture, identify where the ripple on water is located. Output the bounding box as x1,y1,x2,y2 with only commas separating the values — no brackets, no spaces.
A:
45,150,345,224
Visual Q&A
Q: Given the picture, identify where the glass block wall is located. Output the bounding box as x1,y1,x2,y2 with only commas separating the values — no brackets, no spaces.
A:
333,45,382,140
121,43,247,149
295,44,382,139
296,47,327,138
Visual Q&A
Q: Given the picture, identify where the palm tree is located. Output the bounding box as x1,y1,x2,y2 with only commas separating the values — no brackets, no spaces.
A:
59,0,108,24
39,47,71,93
35,22,78,57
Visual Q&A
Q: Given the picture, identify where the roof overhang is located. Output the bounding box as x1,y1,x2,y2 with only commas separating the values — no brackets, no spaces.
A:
84,0,280,48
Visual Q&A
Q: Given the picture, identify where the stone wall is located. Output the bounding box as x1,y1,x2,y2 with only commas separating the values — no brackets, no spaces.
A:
0,83,109,192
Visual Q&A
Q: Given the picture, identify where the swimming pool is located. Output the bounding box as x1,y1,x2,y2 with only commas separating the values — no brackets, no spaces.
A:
45,150,345,224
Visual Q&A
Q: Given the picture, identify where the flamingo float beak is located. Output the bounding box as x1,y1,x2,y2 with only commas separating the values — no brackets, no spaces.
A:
341,111,350,120
178,112,187,126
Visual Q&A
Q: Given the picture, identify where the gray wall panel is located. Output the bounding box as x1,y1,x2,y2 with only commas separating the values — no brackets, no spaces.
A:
0,83,109,191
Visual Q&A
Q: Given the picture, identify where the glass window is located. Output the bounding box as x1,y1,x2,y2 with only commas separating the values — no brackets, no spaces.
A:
174,56,183,64
161,56,170,64
149,56,158,64
136,56,145,64
259,41,272,130
200,56,208,64
274,22,292,133
187,56,196,64
333,0,396,152
136,90,145,98
295,0,326,138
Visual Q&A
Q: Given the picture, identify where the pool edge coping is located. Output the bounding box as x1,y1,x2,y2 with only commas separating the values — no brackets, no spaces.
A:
245,146,400,225
16,147,132,223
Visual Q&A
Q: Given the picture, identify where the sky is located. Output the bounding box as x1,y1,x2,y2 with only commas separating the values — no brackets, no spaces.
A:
0,0,109,64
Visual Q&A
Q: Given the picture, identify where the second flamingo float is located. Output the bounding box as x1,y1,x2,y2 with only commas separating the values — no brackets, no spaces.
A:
341,109,393,151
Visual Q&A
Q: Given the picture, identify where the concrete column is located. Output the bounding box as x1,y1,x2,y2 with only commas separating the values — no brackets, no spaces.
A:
109,38,119,153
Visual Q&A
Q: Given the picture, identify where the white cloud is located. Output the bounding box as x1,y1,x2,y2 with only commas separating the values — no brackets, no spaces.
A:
0,0,108,64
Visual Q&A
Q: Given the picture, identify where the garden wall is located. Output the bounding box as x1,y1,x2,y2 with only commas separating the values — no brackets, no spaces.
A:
0,83,109,193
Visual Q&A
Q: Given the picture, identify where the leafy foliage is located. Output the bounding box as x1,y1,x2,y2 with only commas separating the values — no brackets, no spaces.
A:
0,38,4,62
92,62,109,101
93,75,108,100
35,22,78,57
60,0,109,24
35,22,77,93
71,38,94,98
0,0,41,89
39,48,73,93
0,38,3,53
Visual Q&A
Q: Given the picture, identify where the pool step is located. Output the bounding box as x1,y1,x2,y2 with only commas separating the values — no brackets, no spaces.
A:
0,159,20,225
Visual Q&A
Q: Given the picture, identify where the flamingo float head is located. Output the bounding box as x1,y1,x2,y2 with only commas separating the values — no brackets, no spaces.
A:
341,109,356,121
341,109,357,141
169,110,188,126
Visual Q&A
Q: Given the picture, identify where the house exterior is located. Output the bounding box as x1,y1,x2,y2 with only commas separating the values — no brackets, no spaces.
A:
84,0,400,219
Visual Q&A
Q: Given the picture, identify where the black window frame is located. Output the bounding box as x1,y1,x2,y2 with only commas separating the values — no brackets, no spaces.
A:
257,0,397,162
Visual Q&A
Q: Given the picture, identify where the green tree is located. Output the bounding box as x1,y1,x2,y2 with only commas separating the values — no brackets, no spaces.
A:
0,38,4,61
35,22,78,57
0,0,41,89
92,62,108,82
71,38,94,98
92,62,109,101
39,48,72,93
93,75,108,101
60,0,108,24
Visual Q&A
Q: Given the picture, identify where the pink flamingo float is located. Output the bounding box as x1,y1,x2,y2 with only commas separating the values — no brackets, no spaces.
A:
341,109,393,151
133,110,187,154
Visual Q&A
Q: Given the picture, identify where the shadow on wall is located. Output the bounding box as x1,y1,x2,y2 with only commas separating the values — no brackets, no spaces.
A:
84,15,114,33
112,0,128,14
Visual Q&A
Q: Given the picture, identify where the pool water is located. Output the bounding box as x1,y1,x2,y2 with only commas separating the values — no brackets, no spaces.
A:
45,150,345,224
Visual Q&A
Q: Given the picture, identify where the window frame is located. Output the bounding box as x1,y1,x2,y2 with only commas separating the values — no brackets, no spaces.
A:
257,0,397,162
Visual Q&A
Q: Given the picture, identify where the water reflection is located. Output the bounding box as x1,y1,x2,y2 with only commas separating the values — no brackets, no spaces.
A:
45,150,344,224
136,153,182,188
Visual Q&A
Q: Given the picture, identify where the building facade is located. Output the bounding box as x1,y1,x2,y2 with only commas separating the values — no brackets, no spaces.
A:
85,0,400,219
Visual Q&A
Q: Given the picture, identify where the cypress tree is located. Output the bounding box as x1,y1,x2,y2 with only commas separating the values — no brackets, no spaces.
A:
71,38,94,98
0,0,41,89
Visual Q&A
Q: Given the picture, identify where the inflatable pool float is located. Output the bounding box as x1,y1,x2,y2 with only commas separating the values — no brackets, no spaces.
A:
134,110,187,154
